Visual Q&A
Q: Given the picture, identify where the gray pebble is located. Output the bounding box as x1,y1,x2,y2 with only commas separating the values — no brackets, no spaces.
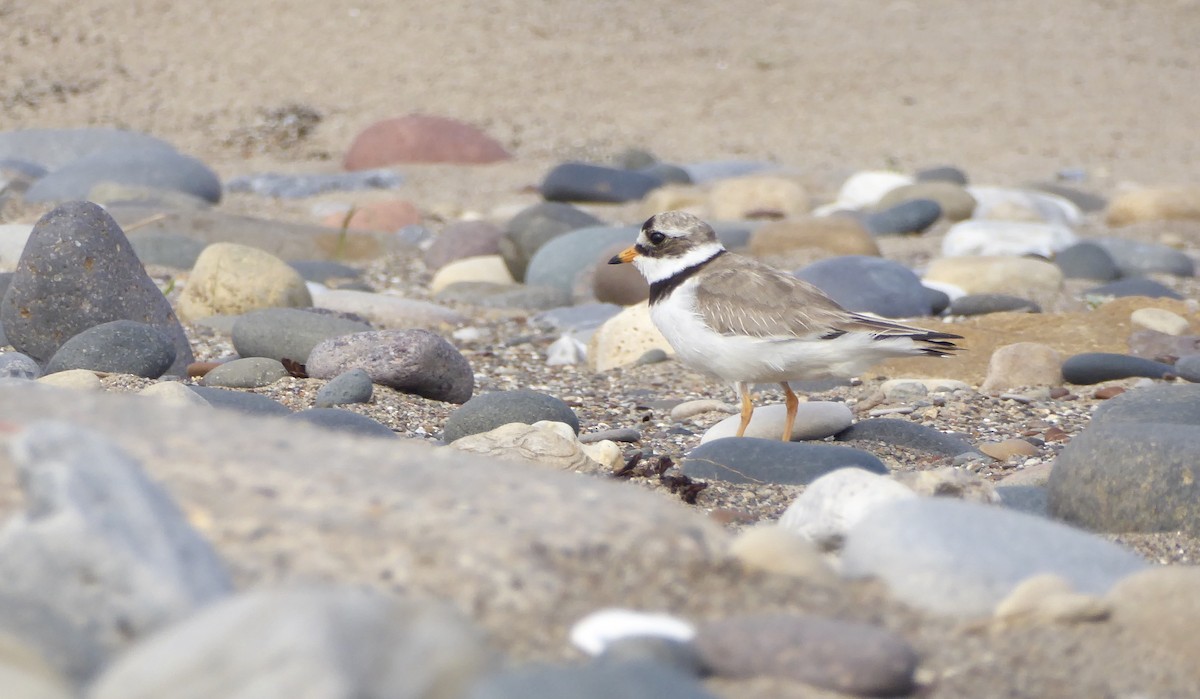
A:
500,202,606,281
224,168,402,198
468,661,717,699
580,428,641,444
443,389,579,443
525,226,639,295
1055,241,1120,281
26,148,222,204
1060,352,1175,385
1084,277,1183,300
129,233,208,269
232,307,372,365
597,637,708,678
287,408,395,439
201,357,288,388
682,437,887,485
1173,353,1200,383
836,418,979,457
795,256,932,318
188,386,292,416
864,198,942,236
45,320,177,379
288,260,365,284
0,351,41,380
306,329,474,404
914,165,969,185
314,368,374,408
540,162,664,204
949,294,1041,316
1093,237,1195,278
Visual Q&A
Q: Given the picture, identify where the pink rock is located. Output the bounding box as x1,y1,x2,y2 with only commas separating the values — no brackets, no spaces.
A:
343,115,511,169
322,199,421,232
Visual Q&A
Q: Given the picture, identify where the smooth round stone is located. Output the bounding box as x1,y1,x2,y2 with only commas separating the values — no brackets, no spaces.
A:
923,256,1062,298
201,357,288,388
825,171,913,210
863,198,942,236
980,342,1063,392
580,427,641,444
525,226,638,294
45,320,177,379
1174,354,1200,383
700,402,852,444
424,220,504,271
967,186,1081,226
593,242,650,305
681,437,886,485
841,498,1148,617
1131,328,1200,361
995,484,1049,517
778,468,917,549
707,176,810,220
306,329,474,404
1083,277,1183,300
288,260,364,285
434,282,572,311
794,255,931,318
37,369,102,391
0,127,177,171
323,199,421,232
876,182,976,221
531,304,622,333
314,368,374,408
25,148,222,204
1025,182,1108,213
728,525,837,583
747,216,878,257
694,614,918,696
499,202,605,282
941,220,1077,258
225,168,403,198
0,351,41,380
444,389,579,443
429,255,514,295
1060,352,1175,385
1048,422,1200,534
1106,186,1200,226
138,381,211,409
834,418,976,457
1054,241,1120,281
1130,307,1190,336
1108,568,1200,679
949,294,1040,316
129,233,207,269
309,288,465,329
466,661,717,699
342,115,509,169
1093,237,1195,278
979,438,1038,461
925,285,951,314
188,386,291,416
638,162,691,185
0,201,194,375
231,308,372,365
1088,384,1200,428
178,242,312,322
541,162,663,204
286,408,394,439
914,165,968,185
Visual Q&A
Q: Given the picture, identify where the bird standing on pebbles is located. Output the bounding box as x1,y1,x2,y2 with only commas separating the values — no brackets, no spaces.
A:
609,211,962,441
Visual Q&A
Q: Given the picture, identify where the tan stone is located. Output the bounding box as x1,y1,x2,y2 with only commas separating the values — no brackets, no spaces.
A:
924,255,1063,297
979,438,1039,461
177,243,312,321
447,421,599,471
729,525,838,585
708,176,810,220
876,182,977,220
1106,186,1200,226
748,216,879,258
980,342,1063,392
1108,566,1200,680
1130,307,1190,336
994,573,1110,623
587,302,672,372
138,381,212,408
37,370,103,391
892,467,999,504
639,184,708,219
429,255,514,294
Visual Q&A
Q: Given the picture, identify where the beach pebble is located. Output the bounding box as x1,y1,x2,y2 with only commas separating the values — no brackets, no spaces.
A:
307,329,473,403
1054,241,1120,281
1087,383,1200,427
923,256,1063,298
1026,182,1107,213
137,381,211,408
1060,352,1175,384
0,422,231,654
286,408,395,439
430,255,514,294
941,220,1077,258
424,220,504,271
824,170,913,211
89,587,495,699
25,148,222,204
1174,354,1200,382
967,186,1081,226
570,608,696,656
289,260,364,285
681,437,887,485
876,181,976,220
638,183,707,218
835,418,977,457
893,467,1000,503
525,226,638,295
177,242,312,321
863,198,942,236
700,402,853,443
310,288,466,328
436,282,571,311
1107,567,1200,680
129,232,207,269
994,484,1049,516
499,202,605,282
232,307,372,364
593,242,650,305
443,389,579,443
747,216,879,257
1084,277,1183,300
914,165,969,185
201,357,288,388
188,386,291,416
1105,186,1200,226
880,378,971,400
43,320,175,379
0,201,193,375
322,199,421,232
587,302,671,372
794,255,932,318
993,573,1110,624
314,368,374,408
225,168,403,198
1092,237,1195,278
841,498,1148,617
0,127,177,171
948,294,1040,315
728,525,838,583
541,162,663,203
37,369,103,391
1130,307,1190,336
467,661,717,699
533,304,622,333
449,421,598,470
0,351,41,380
343,114,509,168
707,175,810,220
980,342,1063,391
777,468,917,550
693,614,918,696
979,438,1039,461
670,399,737,422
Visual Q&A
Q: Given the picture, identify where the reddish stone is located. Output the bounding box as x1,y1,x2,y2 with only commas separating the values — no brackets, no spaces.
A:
1094,386,1127,400
187,361,221,378
424,220,504,271
322,199,421,232
343,115,511,169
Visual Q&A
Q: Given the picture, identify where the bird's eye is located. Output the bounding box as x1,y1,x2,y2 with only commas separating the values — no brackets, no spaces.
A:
648,231,666,245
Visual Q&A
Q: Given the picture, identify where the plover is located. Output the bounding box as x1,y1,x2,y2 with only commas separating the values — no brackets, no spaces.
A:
609,211,962,441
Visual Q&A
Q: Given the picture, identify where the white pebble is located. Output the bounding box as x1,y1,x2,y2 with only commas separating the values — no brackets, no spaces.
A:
569,608,696,656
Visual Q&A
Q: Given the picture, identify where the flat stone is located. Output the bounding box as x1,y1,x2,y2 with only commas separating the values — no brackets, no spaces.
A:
525,226,639,294
707,175,810,220
863,198,942,236
681,437,887,485
430,255,514,294
177,243,312,322
680,160,774,184
128,233,208,269
1060,352,1175,384
231,307,372,364
286,408,395,439
914,165,968,185
834,418,977,457
224,168,403,198
0,128,177,170
777,468,917,550
306,329,474,403
201,357,288,388
794,255,932,318
499,202,605,282
532,304,623,333
1106,186,1200,226
434,282,572,311
1054,241,1120,281
188,386,292,416
1026,182,1107,212
980,342,1063,391
924,255,1063,298
310,288,466,329
949,294,1040,316
44,320,176,379
25,148,221,204
0,201,193,375
748,216,878,257
314,367,374,408
1093,237,1195,277
443,389,579,443
468,661,717,699
343,115,509,168
37,369,103,391
1130,307,1190,336
942,220,1077,259
137,381,212,409
541,162,663,204
288,260,364,285
841,498,1148,617
700,402,853,443
1084,277,1183,300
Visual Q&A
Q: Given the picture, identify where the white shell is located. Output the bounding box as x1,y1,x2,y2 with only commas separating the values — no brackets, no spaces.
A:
569,608,696,656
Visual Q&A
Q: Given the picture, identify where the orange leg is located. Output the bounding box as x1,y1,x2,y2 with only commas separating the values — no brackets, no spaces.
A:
735,382,754,437
781,382,799,442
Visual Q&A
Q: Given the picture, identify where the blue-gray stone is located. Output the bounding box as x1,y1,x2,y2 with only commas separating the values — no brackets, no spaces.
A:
288,260,364,284
1087,384,1200,428
914,165,969,185
467,661,718,699
864,198,942,236
435,282,572,311
444,389,579,443
201,358,288,389
500,202,606,282
45,321,176,379
0,201,194,375
794,256,932,318
925,286,951,315
948,294,1040,316
709,221,758,250
1061,352,1175,385
0,128,177,171
835,419,977,457
314,368,374,408
580,427,641,444
0,351,40,380
996,484,1049,517
597,638,708,678
129,233,208,269
224,168,402,198
1084,277,1182,300
1055,241,1120,281
306,329,474,404
232,308,372,364
189,386,292,416
26,149,222,204
638,163,692,185
841,497,1148,616
287,408,395,439
532,303,622,333
0,158,50,179
1174,354,1200,383
525,226,638,294
541,162,663,204
680,160,774,183
1026,182,1107,212
681,437,887,485
1093,238,1195,278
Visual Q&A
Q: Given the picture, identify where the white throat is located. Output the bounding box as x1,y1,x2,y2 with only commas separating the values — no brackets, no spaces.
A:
633,242,725,283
